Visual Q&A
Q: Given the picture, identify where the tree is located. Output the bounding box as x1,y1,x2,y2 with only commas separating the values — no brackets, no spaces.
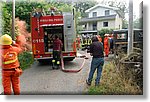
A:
133,18,142,29
74,0,97,17
122,19,128,29
2,2,12,36
98,28,113,42
100,0,128,19
3,1,46,32
2,1,83,35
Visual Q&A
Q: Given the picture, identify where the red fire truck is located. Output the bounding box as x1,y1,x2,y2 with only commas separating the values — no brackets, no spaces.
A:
31,11,77,62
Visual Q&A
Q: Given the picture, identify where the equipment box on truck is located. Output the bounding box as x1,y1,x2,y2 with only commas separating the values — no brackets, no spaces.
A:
31,11,77,62
113,29,143,56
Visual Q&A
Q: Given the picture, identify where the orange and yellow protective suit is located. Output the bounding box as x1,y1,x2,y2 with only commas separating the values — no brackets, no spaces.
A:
76,37,81,49
104,36,110,57
0,35,22,95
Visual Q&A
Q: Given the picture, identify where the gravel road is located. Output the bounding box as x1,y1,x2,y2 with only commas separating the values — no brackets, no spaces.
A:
20,51,92,95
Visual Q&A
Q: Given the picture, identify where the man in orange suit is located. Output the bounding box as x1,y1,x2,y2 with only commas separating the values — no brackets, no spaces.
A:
104,34,110,57
0,34,23,95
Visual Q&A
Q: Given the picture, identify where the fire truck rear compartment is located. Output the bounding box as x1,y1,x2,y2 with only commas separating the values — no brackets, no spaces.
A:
43,26,65,53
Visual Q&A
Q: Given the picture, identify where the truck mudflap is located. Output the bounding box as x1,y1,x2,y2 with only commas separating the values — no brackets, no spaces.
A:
60,52,86,73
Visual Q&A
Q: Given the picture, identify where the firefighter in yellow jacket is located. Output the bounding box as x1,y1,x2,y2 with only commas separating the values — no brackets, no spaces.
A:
0,34,23,95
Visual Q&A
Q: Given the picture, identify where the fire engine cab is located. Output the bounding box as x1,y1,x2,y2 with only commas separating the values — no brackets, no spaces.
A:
31,10,76,62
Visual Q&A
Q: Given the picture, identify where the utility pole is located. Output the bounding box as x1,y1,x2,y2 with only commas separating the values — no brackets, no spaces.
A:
12,0,15,40
127,0,133,55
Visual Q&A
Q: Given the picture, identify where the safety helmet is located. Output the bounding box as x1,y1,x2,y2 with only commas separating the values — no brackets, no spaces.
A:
0,34,12,45
104,34,109,36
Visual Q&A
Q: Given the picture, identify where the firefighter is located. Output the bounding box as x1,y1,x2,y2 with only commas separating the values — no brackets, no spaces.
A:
104,34,110,57
87,36,92,46
49,7,57,16
0,34,23,95
84,35,88,49
97,35,102,42
81,35,86,50
82,36,86,49
76,36,81,50
33,8,43,18
52,35,63,69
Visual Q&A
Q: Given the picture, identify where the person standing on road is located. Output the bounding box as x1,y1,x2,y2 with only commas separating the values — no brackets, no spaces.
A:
104,34,110,57
76,36,81,50
86,36,104,86
0,34,23,95
52,35,63,69
97,35,102,42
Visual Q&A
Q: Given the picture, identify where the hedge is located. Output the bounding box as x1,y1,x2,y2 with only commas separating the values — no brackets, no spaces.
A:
18,51,34,70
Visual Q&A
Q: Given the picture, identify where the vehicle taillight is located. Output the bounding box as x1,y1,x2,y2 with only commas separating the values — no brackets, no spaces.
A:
70,52,74,56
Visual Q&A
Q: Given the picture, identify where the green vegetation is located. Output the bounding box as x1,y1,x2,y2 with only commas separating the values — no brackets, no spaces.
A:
88,61,142,95
2,3,12,36
98,28,113,35
98,28,114,41
2,0,94,35
18,52,34,70
74,1,97,18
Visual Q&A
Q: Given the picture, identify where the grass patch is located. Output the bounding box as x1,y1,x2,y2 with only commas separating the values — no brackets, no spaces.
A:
88,61,142,95
18,51,34,70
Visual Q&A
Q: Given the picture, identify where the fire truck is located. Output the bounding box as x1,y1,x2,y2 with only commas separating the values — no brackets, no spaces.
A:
31,11,77,62
113,29,143,57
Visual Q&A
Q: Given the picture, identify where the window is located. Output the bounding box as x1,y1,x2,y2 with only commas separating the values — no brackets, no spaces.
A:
93,22,97,30
105,10,110,16
103,22,108,27
92,12,97,17
82,24,86,30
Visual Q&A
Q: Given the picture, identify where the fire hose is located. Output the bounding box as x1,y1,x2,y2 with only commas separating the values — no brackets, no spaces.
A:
60,53,86,73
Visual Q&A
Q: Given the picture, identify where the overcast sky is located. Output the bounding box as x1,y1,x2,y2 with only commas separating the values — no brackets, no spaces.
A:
94,0,143,20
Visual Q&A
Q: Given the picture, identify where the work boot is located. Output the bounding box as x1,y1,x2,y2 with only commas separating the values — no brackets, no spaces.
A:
52,60,56,69
56,61,60,69
56,65,60,69
52,66,55,69
86,80,91,86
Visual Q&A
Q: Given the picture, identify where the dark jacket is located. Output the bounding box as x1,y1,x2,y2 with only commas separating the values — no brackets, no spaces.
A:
90,37,104,58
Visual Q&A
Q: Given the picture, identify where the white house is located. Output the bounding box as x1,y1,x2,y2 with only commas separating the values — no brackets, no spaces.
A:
79,4,123,35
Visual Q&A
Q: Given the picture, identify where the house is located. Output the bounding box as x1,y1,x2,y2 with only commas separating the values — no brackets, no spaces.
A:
79,4,123,35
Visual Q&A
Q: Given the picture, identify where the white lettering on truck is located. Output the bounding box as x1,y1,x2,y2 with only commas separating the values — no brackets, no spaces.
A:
33,39,44,43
